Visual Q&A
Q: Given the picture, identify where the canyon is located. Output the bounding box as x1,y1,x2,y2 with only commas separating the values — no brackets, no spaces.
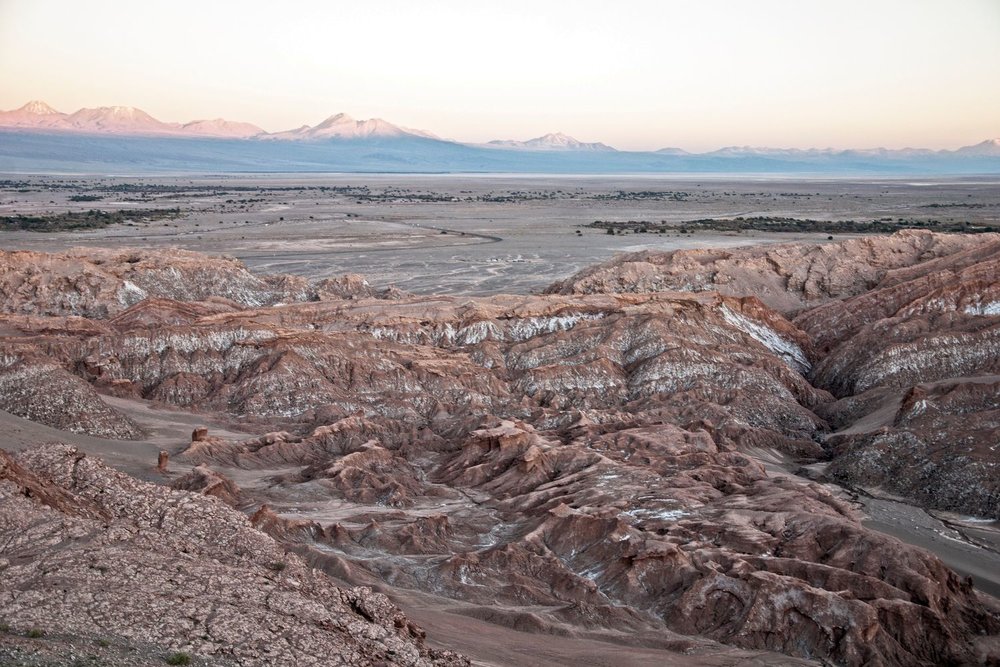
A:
1,227,999,665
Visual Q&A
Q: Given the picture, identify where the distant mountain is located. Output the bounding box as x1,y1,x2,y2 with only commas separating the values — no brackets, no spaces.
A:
63,106,175,134
0,100,997,174
179,118,264,139
2,130,997,176
706,146,837,158
707,145,951,160
16,100,60,116
0,101,265,139
0,102,440,142
265,113,432,141
956,139,1000,157
486,132,616,151
843,147,939,159
655,147,690,155
0,100,68,129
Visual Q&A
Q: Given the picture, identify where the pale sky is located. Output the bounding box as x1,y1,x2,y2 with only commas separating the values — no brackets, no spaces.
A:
1,0,998,151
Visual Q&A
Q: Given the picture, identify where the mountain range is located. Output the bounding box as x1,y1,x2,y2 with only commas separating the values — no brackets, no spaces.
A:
1,100,998,174
0,101,266,139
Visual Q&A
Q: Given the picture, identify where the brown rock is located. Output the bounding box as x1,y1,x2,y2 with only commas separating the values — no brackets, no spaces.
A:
171,464,241,507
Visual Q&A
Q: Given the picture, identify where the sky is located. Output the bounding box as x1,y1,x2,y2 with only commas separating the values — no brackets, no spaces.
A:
1,0,998,152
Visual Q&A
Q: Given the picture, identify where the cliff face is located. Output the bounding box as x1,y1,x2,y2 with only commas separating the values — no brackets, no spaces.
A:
1,236,999,666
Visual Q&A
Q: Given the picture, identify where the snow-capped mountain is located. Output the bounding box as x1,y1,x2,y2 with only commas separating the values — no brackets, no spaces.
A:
0,100,69,129
486,132,616,151
16,100,60,115
843,147,939,158
266,113,433,141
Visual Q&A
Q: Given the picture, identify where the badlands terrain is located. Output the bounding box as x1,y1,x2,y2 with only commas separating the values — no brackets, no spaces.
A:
1,176,999,666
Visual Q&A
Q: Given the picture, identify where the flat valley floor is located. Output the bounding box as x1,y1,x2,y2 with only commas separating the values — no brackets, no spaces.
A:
3,174,999,294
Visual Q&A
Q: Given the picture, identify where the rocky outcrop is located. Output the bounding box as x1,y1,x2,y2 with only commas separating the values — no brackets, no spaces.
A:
826,379,1000,518
547,230,997,314
170,464,243,507
0,345,142,439
17,291,824,451
0,247,403,319
799,242,1000,394
546,231,1000,520
0,444,467,666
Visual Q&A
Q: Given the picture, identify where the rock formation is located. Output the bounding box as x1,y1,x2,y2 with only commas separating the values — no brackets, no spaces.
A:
0,445,467,666
1,235,998,666
0,344,142,439
547,229,998,314
552,231,1000,519
0,247,402,319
